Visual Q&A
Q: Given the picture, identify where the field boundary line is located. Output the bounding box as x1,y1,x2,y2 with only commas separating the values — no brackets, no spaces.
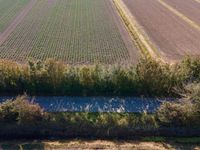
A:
112,0,162,62
109,0,139,64
157,0,200,32
0,0,37,46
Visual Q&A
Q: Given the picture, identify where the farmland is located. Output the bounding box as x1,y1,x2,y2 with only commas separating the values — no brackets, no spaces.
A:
164,0,200,25
0,0,200,143
0,0,138,64
122,0,200,62
0,0,30,32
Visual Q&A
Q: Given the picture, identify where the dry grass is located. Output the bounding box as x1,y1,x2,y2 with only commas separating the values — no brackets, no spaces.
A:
0,140,200,150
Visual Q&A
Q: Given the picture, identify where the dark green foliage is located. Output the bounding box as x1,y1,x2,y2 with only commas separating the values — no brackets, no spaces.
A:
0,95,46,124
0,96,159,138
0,95,200,138
0,57,199,96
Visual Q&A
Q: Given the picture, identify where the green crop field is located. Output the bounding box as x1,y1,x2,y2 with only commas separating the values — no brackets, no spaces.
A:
0,0,137,64
0,0,30,32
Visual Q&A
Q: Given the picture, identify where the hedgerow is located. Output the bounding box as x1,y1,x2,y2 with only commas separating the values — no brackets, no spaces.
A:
0,57,199,96
0,95,200,139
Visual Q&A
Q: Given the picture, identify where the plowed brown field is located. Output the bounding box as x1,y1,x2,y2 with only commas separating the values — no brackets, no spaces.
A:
123,0,200,62
164,0,200,25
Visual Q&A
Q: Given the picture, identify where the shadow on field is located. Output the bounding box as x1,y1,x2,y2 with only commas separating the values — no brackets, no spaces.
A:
0,141,45,150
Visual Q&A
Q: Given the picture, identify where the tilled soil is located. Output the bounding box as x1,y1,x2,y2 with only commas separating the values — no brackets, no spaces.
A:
123,0,200,62
164,0,200,25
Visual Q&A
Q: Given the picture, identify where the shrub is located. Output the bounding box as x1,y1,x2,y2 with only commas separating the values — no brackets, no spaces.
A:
156,83,200,127
0,95,46,124
0,57,199,96
179,57,200,82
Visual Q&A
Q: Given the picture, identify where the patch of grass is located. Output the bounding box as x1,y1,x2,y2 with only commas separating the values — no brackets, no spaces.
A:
173,137,200,144
142,137,166,142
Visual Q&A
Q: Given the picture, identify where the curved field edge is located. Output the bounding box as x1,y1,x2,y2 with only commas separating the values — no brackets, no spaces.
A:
112,0,162,62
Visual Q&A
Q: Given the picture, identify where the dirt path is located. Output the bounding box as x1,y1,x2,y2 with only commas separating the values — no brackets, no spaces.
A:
123,0,200,62
1,140,200,150
163,0,200,25
0,0,37,46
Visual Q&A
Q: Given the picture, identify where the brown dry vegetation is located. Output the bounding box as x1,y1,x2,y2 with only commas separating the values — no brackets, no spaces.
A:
0,140,200,150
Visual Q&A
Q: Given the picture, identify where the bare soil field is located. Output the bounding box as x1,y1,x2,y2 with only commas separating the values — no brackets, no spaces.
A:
123,0,200,62
0,0,138,64
164,0,200,25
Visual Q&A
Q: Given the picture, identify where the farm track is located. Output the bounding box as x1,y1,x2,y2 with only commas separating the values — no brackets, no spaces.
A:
0,0,36,46
163,0,200,25
123,0,200,62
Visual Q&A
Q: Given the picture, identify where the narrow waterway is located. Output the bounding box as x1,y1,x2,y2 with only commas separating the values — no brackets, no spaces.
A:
0,96,173,113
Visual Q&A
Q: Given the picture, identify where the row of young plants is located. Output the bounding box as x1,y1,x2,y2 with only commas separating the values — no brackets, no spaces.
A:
0,83,200,139
0,0,130,64
0,57,199,96
0,0,30,32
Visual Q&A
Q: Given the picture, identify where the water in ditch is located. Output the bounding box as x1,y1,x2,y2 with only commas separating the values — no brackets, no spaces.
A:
0,96,173,113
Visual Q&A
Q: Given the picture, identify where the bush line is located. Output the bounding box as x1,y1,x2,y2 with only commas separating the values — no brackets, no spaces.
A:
0,57,199,96
0,94,200,139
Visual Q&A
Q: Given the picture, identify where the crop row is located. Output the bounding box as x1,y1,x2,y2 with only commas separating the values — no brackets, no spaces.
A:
0,0,130,64
0,0,30,32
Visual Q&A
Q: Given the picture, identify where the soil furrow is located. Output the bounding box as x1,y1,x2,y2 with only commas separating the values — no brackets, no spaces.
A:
123,0,200,62
164,0,200,25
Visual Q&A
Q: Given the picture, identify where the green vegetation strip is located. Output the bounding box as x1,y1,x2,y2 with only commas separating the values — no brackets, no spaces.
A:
0,93,200,139
0,0,131,64
0,57,199,96
143,137,200,143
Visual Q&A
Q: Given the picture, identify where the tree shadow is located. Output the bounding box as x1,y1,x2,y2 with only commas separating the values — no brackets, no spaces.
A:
0,141,45,150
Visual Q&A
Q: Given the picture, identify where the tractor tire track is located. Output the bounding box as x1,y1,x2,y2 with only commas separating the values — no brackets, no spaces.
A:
0,0,37,46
